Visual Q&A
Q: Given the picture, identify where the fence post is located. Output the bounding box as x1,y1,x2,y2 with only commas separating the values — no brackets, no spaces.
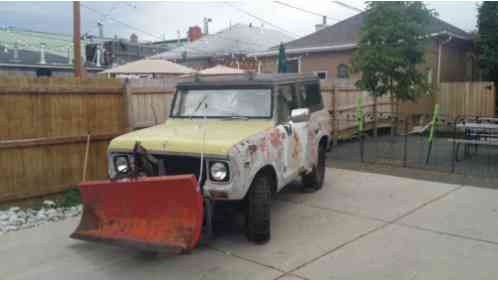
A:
123,80,132,131
331,87,338,147
373,95,378,138
451,117,456,173
403,117,408,168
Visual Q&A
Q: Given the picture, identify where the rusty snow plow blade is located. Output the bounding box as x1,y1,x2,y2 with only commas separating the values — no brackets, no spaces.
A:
70,175,203,253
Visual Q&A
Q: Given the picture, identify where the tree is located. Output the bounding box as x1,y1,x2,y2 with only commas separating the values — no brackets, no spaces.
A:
477,2,498,89
352,2,435,105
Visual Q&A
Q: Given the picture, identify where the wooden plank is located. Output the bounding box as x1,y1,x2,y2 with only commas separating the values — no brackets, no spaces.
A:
0,133,123,149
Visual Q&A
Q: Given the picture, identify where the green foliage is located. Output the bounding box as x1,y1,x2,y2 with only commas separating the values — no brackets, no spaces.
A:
56,187,81,208
352,2,435,101
477,2,498,83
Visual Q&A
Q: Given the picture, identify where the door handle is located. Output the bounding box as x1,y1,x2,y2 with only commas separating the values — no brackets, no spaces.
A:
283,123,292,136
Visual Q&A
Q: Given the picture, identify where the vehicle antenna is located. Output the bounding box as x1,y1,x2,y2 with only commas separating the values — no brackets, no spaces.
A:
198,102,208,193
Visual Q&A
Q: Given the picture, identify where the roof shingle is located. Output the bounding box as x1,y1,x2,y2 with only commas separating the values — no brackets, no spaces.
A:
279,12,471,50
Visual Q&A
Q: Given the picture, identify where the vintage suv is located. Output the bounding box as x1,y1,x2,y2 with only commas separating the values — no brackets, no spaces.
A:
107,73,331,243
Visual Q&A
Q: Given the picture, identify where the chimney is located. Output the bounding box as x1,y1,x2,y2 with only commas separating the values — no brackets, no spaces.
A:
97,22,104,38
203,17,212,35
39,42,46,64
130,33,138,43
188,26,202,42
315,16,328,32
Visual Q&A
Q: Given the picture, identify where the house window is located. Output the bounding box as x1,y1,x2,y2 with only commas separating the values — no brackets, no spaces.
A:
337,64,349,79
313,71,328,80
287,59,299,73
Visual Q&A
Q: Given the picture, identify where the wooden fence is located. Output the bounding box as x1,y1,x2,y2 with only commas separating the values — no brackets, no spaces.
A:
0,77,127,202
125,78,177,130
1,77,495,203
437,81,496,119
321,81,393,140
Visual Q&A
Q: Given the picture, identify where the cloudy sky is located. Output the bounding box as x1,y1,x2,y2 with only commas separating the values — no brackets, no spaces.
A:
0,1,480,42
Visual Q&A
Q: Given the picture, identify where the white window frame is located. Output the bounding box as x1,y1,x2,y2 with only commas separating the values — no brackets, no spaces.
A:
313,70,328,80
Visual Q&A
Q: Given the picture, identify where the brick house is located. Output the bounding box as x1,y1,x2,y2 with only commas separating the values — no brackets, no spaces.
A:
250,12,477,85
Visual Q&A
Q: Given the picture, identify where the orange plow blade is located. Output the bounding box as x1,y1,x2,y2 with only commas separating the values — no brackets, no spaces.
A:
70,175,203,253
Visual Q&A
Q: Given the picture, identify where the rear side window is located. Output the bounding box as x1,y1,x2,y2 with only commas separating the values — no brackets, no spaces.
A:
302,83,323,112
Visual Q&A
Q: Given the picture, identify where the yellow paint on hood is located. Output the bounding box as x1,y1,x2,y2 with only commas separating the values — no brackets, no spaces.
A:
109,118,273,156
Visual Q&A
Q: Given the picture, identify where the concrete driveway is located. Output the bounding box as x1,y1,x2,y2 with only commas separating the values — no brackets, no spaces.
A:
2,168,498,279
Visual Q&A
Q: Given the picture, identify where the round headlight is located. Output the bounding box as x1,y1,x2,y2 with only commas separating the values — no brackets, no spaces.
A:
115,156,129,173
210,162,228,181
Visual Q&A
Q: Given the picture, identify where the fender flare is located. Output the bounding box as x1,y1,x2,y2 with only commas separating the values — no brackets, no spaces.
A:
242,162,279,199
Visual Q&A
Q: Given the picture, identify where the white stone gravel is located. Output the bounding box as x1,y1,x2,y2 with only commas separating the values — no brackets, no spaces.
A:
0,200,82,234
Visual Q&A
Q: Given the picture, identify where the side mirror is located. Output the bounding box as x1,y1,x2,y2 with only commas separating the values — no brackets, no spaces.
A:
290,108,310,123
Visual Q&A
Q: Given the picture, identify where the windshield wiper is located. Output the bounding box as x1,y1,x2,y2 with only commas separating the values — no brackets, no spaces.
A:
220,113,249,120
228,116,249,120
193,95,209,114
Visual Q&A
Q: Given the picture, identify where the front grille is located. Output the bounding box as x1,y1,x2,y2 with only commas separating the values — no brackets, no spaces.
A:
154,154,207,185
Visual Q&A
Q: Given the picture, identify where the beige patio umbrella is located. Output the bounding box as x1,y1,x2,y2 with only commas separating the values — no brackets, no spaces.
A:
101,59,196,76
198,64,246,76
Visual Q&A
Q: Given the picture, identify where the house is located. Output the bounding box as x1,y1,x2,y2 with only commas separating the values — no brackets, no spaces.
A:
0,27,103,77
250,12,477,85
85,25,207,69
151,23,293,71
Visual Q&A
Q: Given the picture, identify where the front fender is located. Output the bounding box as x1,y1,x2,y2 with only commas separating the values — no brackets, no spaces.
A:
227,129,286,199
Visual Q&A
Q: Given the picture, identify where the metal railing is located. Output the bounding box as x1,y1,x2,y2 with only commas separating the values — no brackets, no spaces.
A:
329,112,498,179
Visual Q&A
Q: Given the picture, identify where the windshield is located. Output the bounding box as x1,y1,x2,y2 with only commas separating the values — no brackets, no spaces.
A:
171,88,272,118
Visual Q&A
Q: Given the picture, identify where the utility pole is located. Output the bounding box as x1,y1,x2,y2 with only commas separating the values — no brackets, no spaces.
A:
73,1,82,78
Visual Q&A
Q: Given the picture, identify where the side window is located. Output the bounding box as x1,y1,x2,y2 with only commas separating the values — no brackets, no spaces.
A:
277,85,299,123
313,71,328,80
337,64,349,79
303,83,323,112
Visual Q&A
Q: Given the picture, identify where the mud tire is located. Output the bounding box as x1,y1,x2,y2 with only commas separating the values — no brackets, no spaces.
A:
246,174,271,244
302,144,326,192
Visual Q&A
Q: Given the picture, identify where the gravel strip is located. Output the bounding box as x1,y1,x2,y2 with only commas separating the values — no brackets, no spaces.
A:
0,200,82,234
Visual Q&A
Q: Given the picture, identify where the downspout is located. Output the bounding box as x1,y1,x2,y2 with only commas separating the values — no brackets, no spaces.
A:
437,35,452,85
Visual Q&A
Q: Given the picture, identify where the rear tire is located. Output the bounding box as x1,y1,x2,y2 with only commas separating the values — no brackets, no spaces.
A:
246,174,272,244
302,144,326,192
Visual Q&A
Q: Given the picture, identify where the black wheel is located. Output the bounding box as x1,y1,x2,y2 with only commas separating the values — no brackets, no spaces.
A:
245,173,272,244
302,143,326,191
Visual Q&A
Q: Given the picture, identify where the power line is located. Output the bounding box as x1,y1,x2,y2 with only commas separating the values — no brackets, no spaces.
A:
83,2,122,36
223,2,298,38
331,1,364,13
81,3,162,40
273,1,340,21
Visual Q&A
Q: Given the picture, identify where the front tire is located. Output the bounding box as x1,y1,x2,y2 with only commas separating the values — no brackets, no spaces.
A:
302,143,326,191
246,174,272,244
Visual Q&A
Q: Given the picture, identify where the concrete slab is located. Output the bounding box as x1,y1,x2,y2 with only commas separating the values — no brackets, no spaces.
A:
2,219,281,280
278,168,458,221
211,200,383,272
295,224,498,279
276,273,306,280
400,186,498,243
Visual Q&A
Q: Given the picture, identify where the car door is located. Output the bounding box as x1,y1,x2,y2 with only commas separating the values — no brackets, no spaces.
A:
300,81,329,167
276,84,308,181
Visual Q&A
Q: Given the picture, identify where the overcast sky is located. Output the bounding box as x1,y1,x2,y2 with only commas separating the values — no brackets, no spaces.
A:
0,1,480,42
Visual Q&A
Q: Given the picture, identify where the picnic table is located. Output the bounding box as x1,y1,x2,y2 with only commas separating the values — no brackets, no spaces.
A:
451,118,498,161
